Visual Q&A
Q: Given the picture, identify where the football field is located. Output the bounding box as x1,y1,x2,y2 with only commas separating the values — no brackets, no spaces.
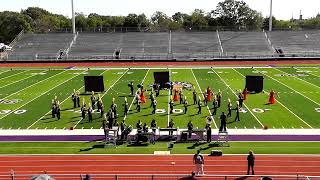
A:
0,66,319,130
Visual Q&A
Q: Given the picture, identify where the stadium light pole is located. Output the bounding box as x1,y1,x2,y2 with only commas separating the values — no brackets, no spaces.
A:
269,0,273,31
71,0,76,34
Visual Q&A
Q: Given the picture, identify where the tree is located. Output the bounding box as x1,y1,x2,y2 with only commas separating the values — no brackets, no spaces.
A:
151,11,172,31
190,9,208,28
75,13,88,31
0,11,32,43
123,14,139,27
212,0,263,30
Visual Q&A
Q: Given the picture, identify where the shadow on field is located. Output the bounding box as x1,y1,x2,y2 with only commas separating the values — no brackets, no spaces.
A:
79,144,105,152
187,142,207,149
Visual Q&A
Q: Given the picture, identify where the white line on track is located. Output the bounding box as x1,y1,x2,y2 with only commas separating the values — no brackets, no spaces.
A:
0,71,85,121
0,70,28,81
0,70,48,89
234,69,313,129
213,68,264,128
191,69,217,129
28,70,109,129
123,69,149,120
262,69,320,106
275,68,320,89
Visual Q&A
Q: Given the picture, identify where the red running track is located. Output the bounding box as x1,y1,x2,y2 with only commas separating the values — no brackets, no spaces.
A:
0,60,319,68
0,155,319,180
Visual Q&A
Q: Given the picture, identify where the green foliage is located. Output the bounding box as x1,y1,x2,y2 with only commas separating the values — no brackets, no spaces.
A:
0,11,32,43
1,1,320,43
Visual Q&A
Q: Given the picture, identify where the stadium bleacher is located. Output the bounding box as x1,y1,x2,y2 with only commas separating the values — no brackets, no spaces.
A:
268,30,320,56
219,31,274,56
171,32,221,59
4,30,320,61
7,33,73,61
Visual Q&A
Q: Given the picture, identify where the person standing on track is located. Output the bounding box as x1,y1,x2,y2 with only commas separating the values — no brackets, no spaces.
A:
193,150,205,175
247,150,255,175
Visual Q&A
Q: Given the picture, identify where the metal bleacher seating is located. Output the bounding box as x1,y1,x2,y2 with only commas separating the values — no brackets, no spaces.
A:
68,32,169,60
268,30,320,56
171,32,221,60
7,33,73,61
219,31,274,57
5,30,320,61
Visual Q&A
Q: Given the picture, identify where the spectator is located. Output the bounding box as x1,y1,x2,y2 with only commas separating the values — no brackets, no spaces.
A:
247,150,255,175
83,174,91,180
193,150,204,175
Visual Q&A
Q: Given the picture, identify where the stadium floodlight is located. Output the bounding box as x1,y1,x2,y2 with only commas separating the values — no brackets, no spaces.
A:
71,0,76,34
269,0,273,31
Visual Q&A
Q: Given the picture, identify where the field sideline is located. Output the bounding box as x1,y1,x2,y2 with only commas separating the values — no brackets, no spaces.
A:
0,66,319,130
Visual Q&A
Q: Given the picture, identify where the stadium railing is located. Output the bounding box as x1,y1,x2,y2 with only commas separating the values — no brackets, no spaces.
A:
2,173,310,180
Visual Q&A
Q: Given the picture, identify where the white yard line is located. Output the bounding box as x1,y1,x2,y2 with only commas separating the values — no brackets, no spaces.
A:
0,70,66,101
0,70,10,76
0,70,48,89
275,68,320,89
191,69,217,129
123,69,150,120
28,70,109,129
0,71,85,121
0,70,28,81
262,69,320,106
73,69,130,128
213,68,264,127
234,68,313,129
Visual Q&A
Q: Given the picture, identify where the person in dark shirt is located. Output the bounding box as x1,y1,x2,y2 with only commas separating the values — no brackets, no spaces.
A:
170,82,173,95
128,81,134,96
136,120,142,133
193,90,197,105
152,99,157,114
51,104,56,118
184,97,188,114
123,97,129,116
71,90,77,108
169,99,174,114
143,123,149,133
168,119,174,136
87,105,93,123
187,120,194,138
227,98,232,117
219,112,227,132
247,150,255,175
206,124,212,143
90,91,96,110
197,98,202,114
81,102,86,120
179,91,183,104
216,90,222,107
102,120,108,141
56,105,61,120
238,92,244,108
193,150,204,175
212,99,218,115
76,91,81,108
234,101,240,122
151,119,157,134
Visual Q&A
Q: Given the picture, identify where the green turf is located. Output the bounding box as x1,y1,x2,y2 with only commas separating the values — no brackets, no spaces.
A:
0,141,320,154
0,67,319,129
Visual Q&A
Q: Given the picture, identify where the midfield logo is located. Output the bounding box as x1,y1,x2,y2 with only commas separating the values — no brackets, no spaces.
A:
0,99,22,104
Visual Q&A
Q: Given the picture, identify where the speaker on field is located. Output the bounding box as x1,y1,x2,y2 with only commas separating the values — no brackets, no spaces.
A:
154,72,169,89
245,76,263,93
84,76,105,92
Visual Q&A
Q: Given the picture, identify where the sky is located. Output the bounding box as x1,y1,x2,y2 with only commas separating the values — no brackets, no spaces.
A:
0,0,319,20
